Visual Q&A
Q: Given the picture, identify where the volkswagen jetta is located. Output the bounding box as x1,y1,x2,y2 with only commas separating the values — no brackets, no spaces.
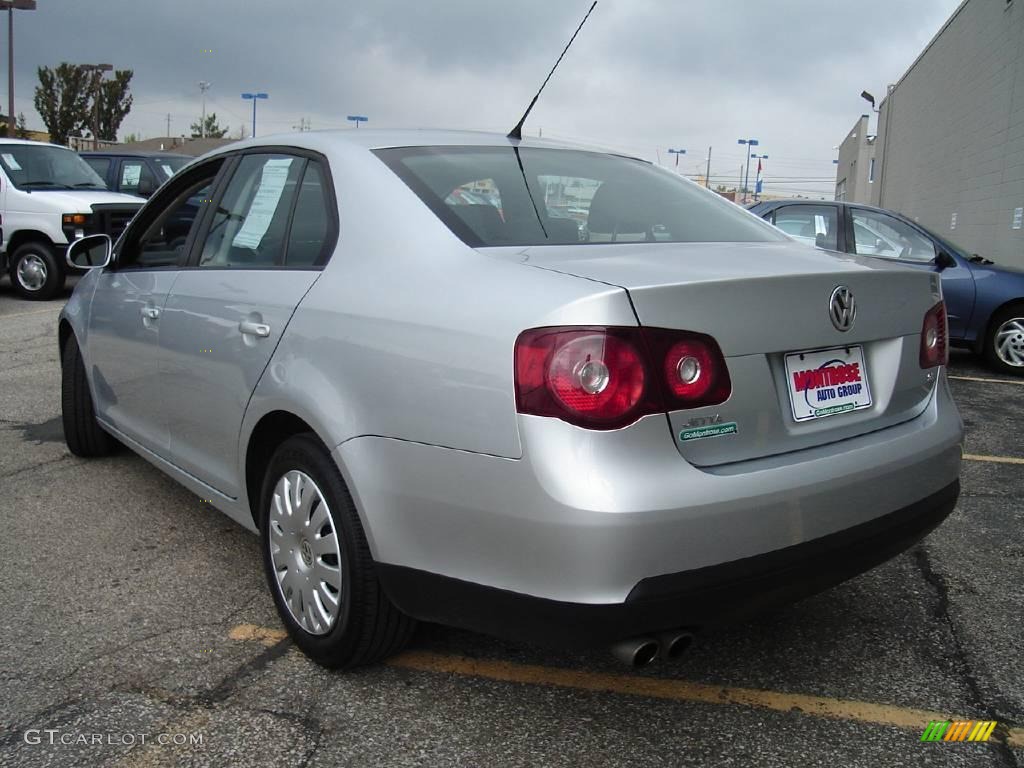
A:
59,130,963,668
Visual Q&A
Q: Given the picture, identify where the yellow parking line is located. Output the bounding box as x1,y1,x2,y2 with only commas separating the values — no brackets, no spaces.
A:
963,453,1024,465
228,625,1022,746
949,375,1024,386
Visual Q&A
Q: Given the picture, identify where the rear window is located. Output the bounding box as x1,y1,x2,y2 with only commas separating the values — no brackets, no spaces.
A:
374,146,784,247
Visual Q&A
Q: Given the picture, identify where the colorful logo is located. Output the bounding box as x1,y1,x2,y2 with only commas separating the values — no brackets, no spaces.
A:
920,721,998,742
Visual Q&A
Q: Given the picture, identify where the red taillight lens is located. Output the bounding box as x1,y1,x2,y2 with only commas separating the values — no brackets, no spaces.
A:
514,326,731,430
920,301,948,369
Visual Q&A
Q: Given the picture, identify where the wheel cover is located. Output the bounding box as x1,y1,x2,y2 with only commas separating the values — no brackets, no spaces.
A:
268,470,343,635
995,317,1024,368
16,253,47,292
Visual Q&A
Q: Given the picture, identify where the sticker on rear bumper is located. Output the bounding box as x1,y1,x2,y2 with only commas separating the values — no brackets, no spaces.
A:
679,422,738,441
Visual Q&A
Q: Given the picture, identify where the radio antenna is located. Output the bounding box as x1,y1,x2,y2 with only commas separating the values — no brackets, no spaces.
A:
507,1,597,140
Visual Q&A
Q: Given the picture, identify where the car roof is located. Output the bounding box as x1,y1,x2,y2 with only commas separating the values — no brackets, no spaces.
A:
196,128,643,160
759,198,900,216
79,150,193,159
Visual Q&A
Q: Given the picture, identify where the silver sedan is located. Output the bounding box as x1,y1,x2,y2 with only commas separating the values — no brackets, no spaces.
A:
59,130,963,669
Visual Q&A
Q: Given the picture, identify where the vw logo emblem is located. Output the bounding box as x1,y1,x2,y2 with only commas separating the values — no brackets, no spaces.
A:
829,286,856,332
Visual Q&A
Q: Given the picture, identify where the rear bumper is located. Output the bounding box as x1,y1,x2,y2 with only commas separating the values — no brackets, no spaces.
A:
338,372,962,610
377,479,959,646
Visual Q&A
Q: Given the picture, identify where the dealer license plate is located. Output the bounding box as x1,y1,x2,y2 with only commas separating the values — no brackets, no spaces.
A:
784,345,872,422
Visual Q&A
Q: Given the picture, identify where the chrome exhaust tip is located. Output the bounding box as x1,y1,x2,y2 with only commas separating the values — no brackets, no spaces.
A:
658,630,695,661
611,637,660,667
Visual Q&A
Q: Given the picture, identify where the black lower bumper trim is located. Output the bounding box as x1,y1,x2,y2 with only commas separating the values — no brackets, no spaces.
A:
376,480,960,648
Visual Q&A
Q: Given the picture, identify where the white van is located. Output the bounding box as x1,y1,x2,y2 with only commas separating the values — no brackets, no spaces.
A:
0,139,144,300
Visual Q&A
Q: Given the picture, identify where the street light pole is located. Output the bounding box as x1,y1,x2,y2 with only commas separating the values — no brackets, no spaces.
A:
750,153,768,201
667,147,686,170
241,92,268,137
1,0,36,135
82,63,112,148
346,115,368,129
705,146,712,188
737,138,759,203
198,81,210,138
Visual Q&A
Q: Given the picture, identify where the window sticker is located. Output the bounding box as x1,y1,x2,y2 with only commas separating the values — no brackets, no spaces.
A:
122,164,142,187
232,158,293,249
2,153,22,170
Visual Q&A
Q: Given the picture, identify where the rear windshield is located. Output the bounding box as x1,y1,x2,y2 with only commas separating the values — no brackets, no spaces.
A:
374,146,784,247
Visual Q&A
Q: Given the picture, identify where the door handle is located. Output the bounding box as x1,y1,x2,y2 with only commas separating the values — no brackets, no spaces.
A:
238,320,271,338
141,307,160,320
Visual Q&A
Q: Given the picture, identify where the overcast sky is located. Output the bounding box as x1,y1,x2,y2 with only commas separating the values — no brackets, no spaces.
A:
13,0,961,196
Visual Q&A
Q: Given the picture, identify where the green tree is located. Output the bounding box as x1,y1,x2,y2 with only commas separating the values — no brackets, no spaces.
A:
190,113,229,139
33,63,92,145
93,69,133,141
15,113,30,139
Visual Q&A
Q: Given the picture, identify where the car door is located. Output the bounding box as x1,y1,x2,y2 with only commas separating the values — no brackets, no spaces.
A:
847,206,974,339
86,159,225,451
158,151,336,497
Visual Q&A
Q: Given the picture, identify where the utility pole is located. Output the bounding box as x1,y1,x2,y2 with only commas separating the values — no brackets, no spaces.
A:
1,0,35,136
704,146,712,188
166,113,171,137
198,81,210,138
292,117,310,132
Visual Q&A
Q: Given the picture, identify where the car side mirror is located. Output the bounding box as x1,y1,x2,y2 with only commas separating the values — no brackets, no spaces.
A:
934,251,956,270
66,234,112,270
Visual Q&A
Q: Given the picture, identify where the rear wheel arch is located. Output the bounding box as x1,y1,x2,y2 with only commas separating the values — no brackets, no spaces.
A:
244,410,330,529
58,319,74,357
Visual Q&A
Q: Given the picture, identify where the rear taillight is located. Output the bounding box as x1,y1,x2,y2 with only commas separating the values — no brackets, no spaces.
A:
514,326,731,430
920,301,948,369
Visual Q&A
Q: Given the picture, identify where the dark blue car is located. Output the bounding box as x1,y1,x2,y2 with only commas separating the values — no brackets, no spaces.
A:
748,199,1024,376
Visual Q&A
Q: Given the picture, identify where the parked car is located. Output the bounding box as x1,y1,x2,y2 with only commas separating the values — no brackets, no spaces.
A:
79,150,191,198
0,140,144,300
749,199,1024,375
60,131,962,669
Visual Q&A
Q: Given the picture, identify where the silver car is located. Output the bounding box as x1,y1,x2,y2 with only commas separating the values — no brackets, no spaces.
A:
60,130,963,669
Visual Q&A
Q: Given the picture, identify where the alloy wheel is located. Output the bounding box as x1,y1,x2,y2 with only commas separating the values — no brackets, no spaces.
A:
16,253,47,292
268,469,343,635
995,317,1024,368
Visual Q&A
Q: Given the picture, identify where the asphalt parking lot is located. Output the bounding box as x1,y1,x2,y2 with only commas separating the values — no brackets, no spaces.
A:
1,277,1022,768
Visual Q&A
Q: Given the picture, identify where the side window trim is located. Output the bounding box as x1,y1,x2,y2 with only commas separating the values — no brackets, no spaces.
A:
182,146,339,271
276,157,310,266
112,158,228,272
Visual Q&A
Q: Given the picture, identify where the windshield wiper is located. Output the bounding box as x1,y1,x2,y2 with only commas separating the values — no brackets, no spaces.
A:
20,180,73,190
73,182,105,188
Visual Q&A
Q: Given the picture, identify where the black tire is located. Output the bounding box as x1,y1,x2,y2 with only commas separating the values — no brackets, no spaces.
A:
61,335,116,457
259,434,416,668
9,241,63,300
983,302,1024,377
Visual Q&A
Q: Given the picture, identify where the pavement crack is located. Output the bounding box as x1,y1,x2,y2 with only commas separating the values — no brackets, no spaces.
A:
913,545,1020,767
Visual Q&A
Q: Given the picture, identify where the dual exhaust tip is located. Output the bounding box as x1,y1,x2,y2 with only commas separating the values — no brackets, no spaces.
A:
611,630,695,668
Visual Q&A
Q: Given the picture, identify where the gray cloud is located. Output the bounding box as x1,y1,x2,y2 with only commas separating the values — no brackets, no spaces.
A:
13,0,960,195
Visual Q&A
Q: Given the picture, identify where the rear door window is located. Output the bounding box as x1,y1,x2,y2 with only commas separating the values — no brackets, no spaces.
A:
851,209,936,262
772,205,839,250
284,161,334,267
83,157,111,181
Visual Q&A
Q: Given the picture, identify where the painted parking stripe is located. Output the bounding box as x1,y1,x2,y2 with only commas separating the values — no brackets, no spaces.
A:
228,625,1022,747
949,375,1024,386
963,453,1024,465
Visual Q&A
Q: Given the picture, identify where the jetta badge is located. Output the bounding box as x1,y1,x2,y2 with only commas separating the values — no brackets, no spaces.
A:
829,286,856,332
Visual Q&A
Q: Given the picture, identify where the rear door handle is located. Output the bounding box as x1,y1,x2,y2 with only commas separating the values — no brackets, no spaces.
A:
238,320,271,338
141,307,160,320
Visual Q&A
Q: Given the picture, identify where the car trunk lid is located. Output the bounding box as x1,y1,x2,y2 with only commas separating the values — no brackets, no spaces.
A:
505,241,942,466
